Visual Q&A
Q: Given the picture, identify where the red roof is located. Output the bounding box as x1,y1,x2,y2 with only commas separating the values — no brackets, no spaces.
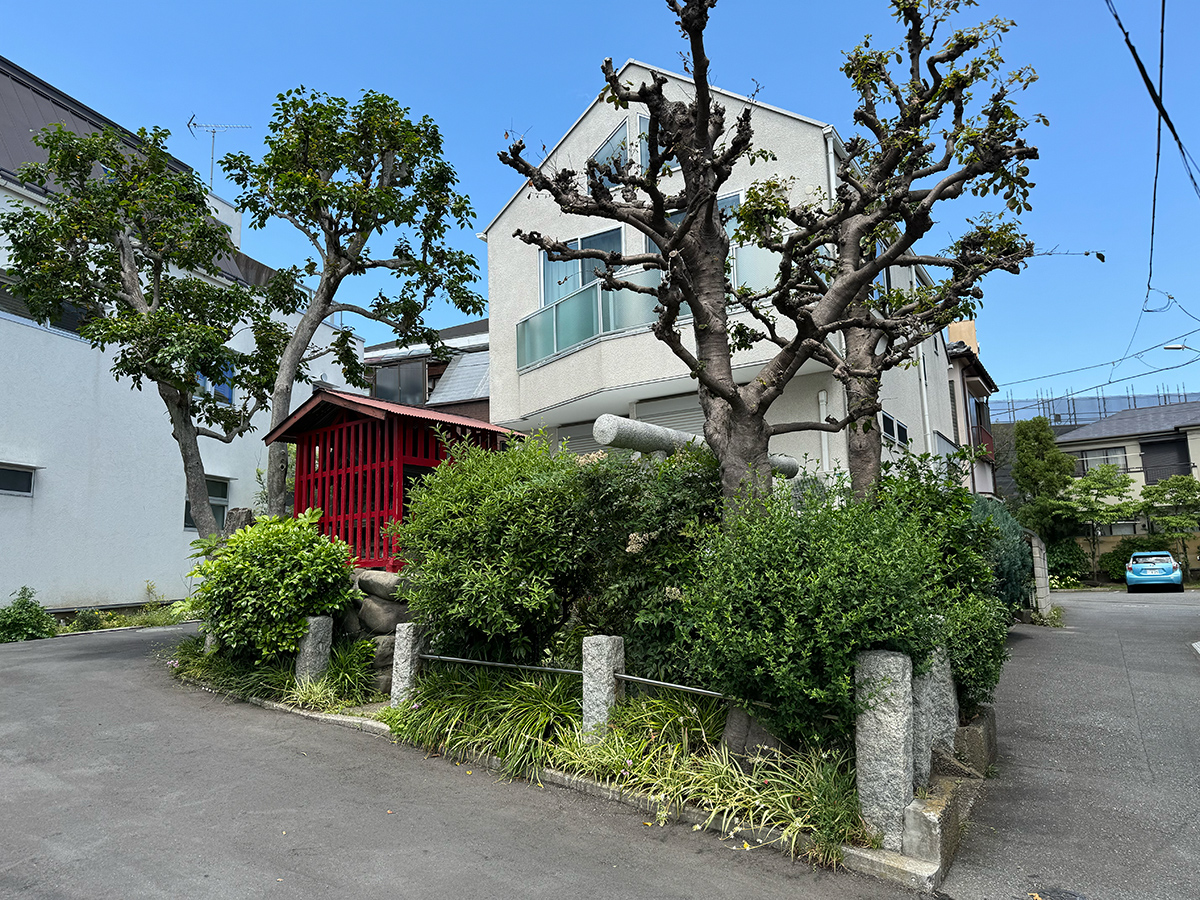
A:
263,388,513,445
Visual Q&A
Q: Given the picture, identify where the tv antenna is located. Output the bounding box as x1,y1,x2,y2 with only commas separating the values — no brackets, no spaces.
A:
187,115,251,190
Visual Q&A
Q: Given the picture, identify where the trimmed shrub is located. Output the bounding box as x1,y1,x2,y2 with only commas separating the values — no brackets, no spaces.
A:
973,496,1034,610
189,508,356,663
1098,535,1175,582
1046,539,1089,581
388,435,592,664
0,587,58,643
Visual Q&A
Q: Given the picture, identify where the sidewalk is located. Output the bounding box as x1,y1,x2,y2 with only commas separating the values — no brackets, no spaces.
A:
940,591,1200,900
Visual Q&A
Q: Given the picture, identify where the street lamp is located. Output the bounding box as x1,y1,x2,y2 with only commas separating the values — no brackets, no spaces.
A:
1165,344,1197,351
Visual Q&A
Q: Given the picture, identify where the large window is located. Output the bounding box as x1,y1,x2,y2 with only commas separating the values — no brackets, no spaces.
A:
184,478,230,531
542,227,623,305
591,122,628,189
373,360,427,406
0,465,35,496
1070,446,1128,476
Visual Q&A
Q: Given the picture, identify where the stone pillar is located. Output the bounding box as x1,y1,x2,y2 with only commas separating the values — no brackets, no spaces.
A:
390,622,427,707
582,635,624,741
855,650,914,852
911,649,959,788
1028,531,1051,612
295,616,333,683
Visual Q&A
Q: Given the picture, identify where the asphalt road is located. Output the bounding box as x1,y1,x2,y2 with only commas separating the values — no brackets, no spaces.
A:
0,626,914,900
942,589,1200,900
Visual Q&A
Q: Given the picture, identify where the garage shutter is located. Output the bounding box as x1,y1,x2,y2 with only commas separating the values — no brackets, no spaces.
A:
635,395,706,438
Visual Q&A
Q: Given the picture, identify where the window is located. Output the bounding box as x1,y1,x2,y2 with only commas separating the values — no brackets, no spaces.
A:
947,381,960,445
197,364,235,405
638,114,676,174
0,465,34,496
1070,446,1128,476
184,478,230,531
372,360,428,406
542,227,622,305
880,411,909,445
590,122,628,189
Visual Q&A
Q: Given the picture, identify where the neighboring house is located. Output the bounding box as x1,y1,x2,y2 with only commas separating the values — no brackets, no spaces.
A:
947,322,1000,496
484,60,994,482
1056,400,1200,537
0,54,362,606
365,318,491,423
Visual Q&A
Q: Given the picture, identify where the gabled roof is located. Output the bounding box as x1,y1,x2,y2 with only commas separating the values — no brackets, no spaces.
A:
1056,399,1200,445
263,387,510,445
482,59,835,235
947,341,998,393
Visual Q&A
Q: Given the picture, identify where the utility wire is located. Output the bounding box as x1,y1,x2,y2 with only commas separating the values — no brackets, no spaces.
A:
998,324,1200,387
1003,353,1200,419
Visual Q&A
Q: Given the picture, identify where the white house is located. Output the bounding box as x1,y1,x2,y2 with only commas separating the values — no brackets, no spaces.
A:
0,55,362,607
484,60,993,484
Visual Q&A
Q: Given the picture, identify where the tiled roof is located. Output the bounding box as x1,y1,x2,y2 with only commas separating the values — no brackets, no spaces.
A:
1056,400,1200,445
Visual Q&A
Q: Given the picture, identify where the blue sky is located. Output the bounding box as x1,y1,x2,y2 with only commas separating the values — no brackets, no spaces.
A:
7,0,1199,413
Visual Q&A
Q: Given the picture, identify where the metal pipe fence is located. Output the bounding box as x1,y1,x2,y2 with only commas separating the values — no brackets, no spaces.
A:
417,652,582,677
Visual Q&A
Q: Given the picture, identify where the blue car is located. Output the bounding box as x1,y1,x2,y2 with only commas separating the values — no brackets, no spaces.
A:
1125,551,1184,592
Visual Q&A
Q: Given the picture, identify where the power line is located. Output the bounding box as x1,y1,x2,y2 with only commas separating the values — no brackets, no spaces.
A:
998,324,1200,387
1003,353,1200,419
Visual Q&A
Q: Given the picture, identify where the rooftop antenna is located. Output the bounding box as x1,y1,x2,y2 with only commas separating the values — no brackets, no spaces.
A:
186,115,251,190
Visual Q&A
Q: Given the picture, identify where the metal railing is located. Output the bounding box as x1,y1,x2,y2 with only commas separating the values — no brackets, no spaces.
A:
418,652,582,677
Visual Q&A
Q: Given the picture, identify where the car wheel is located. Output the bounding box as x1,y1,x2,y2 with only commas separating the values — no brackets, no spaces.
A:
1176,583,1186,593
1127,584,1138,594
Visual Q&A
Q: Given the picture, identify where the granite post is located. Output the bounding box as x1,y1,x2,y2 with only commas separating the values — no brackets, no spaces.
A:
910,649,959,788
295,616,333,683
582,635,624,741
390,622,427,707
856,650,914,852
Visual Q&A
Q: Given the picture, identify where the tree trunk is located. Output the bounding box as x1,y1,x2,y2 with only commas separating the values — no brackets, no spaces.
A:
702,393,773,503
265,298,333,517
844,321,884,500
158,383,220,539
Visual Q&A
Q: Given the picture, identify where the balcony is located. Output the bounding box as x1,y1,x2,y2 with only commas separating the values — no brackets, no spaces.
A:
1141,462,1193,485
516,243,780,370
972,424,994,459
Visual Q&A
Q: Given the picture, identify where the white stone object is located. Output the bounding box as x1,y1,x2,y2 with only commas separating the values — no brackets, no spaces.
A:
295,616,333,683
582,635,625,741
592,414,800,478
856,650,914,852
390,623,427,707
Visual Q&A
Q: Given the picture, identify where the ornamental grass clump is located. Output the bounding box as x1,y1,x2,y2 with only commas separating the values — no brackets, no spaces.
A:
189,508,356,663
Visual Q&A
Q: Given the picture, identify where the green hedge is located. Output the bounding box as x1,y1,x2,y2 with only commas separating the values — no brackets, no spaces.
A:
189,508,356,662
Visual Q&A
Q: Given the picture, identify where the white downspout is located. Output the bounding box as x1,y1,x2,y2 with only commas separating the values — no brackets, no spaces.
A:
818,390,831,472
917,342,933,456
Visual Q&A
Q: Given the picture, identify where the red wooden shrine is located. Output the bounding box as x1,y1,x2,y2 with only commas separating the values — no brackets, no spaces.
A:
264,388,508,571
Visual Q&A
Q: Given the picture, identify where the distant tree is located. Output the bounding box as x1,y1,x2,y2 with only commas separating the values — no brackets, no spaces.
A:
222,88,484,516
499,0,1040,500
1011,417,1078,543
1140,474,1200,579
1064,464,1137,582
0,126,292,538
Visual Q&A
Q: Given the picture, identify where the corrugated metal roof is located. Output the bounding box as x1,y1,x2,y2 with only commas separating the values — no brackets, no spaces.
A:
1056,400,1200,445
427,350,489,406
264,387,510,445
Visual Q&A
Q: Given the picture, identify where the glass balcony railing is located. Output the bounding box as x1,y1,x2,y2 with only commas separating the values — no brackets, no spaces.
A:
517,269,660,368
515,244,782,369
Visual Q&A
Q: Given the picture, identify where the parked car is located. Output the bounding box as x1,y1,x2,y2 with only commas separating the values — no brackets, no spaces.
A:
1125,552,1184,592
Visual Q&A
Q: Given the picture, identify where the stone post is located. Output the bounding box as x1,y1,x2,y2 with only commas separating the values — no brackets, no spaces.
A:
295,616,333,683
390,622,427,707
910,649,959,788
1027,531,1051,613
582,635,624,741
855,650,914,852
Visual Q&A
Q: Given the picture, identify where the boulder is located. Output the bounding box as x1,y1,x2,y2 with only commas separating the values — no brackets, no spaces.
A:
358,594,411,636
373,670,393,696
356,569,405,601
222,507,256,538
372,634,396,669
336,608,367,642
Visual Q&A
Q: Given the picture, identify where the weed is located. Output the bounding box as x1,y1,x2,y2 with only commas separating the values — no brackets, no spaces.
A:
1030,605,1064,628
0,587,57,642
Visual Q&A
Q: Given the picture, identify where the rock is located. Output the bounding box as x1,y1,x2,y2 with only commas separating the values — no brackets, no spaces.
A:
373,670,392,695
372,634,395,669
336,608,366,641
358,594,411,636
356,569,405,601
721,706,783,757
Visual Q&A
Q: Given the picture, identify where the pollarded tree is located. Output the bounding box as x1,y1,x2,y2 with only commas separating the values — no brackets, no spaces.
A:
0,126,293,538
499,0,1040,500
222,89,484,517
